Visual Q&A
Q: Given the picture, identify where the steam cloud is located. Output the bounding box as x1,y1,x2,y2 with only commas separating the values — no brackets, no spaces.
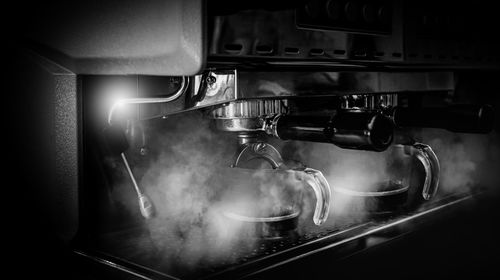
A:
109,110,500,270
116,112,317,269
138,111,255,268
420,128,500,194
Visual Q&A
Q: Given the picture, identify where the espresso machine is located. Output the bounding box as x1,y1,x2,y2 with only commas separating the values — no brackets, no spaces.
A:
9,0,500,279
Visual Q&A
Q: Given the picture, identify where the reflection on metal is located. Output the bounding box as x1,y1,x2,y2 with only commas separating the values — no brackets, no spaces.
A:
191,69,238,108
73,250,162,280
107,76,189,124
210,99,288,132
340,94,398,110
211,99,289,119
233,142,284,169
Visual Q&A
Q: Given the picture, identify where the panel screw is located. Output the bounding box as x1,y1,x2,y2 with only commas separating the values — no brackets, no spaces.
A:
206,75,217,85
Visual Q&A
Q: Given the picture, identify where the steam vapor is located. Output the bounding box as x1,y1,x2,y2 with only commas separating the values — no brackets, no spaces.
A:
108,110,500,269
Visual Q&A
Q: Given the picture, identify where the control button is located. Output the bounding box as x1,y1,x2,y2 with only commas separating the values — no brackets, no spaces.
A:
326,0,341,20
344,1,360,22
362,3,376,24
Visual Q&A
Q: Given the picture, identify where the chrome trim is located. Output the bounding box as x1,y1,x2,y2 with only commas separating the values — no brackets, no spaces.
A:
223,211,300,222
333,185,409,197
73,250,180,280
107,76,189,124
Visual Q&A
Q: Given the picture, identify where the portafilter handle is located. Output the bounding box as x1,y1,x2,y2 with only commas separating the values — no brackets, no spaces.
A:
264,110,394,152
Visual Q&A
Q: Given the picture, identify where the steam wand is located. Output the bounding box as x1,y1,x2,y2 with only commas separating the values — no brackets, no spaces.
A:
105,76,190,219
103,123,156,219
120,152,155,219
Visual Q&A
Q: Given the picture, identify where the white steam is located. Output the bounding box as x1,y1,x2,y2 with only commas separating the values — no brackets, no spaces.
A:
420,129,500,194
109,109,499,269
128,112,320,267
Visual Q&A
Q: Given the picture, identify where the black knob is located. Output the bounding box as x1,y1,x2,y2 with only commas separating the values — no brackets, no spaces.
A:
305,0,323,18
344,1,360,22
362,3,376,24
326,0,341,20
377,5,391,25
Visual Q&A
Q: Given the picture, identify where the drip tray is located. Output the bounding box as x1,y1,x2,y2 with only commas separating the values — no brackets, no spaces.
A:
76,192,477,280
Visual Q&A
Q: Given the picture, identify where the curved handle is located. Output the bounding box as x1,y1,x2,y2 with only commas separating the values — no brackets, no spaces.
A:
302,168,331,225
413,143,440,200
233,142,284,169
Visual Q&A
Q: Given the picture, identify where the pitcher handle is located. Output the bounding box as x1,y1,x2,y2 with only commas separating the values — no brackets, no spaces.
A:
303,168,331,225
413,143,440,200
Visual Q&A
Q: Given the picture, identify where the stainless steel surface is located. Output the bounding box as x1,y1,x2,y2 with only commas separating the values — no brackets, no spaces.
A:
213,118,265,132
210,100,288,132
73,250,159,280
73,191,483,280
208,2,500,69
211,100,288,119
191,70,238,108
20,0,205,75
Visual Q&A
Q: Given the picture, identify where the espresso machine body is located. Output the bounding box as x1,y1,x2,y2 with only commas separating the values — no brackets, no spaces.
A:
9,0,500,279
